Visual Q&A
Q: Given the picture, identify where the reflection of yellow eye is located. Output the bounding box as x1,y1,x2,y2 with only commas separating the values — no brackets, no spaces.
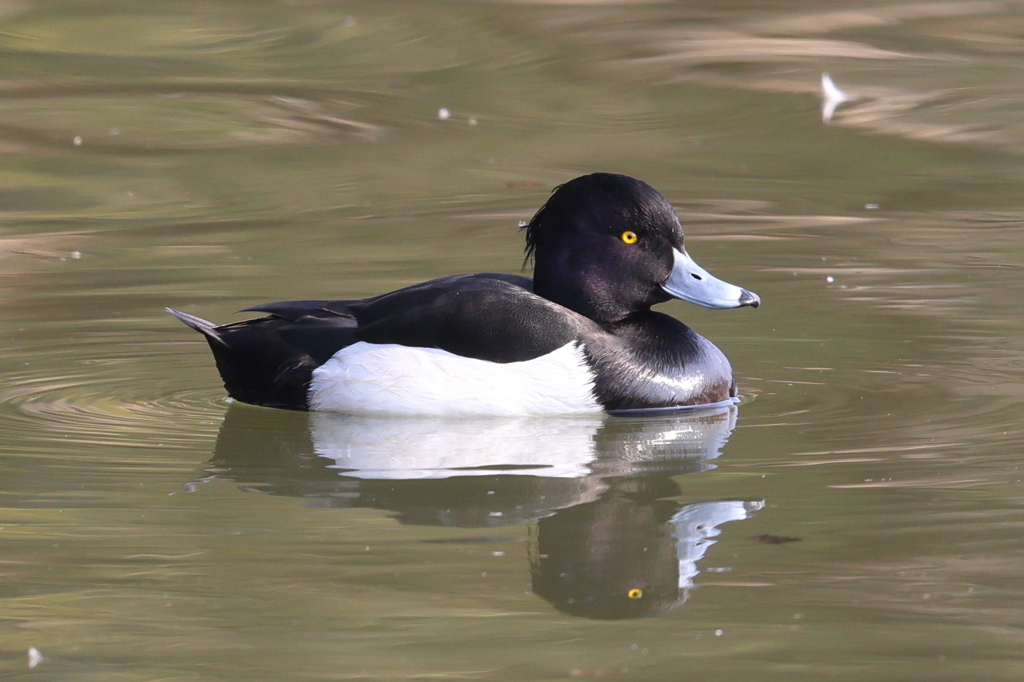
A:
627,588,643,599
621,231,638,244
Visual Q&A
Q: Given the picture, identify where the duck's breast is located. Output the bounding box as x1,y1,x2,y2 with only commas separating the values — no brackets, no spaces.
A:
583,313,736,411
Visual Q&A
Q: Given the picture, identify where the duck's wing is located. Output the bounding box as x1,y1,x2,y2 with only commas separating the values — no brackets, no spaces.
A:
241,272,534,323
348,274,588,363
241,299,354,322
241,272,575,364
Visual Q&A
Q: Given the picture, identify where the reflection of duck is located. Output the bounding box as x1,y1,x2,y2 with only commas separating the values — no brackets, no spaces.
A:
209,402,762,618
170,173,758,415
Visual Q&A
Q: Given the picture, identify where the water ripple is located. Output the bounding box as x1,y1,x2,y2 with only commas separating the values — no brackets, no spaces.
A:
0,368,225,453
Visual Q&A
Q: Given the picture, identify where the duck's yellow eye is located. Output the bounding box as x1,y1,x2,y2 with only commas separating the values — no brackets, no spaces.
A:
621,231,638,244
627,588,643,599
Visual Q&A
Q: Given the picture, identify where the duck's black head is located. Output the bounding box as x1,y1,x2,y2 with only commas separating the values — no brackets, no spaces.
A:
525,173,759,324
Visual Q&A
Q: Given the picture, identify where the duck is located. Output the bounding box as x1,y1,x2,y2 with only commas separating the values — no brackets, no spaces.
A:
168,173,760,416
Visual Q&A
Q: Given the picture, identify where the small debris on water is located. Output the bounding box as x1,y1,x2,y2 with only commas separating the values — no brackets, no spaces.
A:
748,534,802,544
437,107,450,120
865,203,880,210
570,669,615,678
28,647,43,669
73,135,82,146
826,276,834,283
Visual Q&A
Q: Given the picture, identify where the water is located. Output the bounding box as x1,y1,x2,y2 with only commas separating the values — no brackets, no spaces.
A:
2,1,1024,679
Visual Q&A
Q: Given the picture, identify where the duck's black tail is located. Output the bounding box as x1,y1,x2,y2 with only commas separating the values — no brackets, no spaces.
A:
168,307,352,410
166,308,226,346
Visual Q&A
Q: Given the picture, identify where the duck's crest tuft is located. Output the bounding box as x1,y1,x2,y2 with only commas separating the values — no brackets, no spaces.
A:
522,182,564,267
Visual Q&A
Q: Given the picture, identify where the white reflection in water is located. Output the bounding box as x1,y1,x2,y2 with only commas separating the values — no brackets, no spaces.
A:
311,413,603,479
672,500,765,590
309,404,738,480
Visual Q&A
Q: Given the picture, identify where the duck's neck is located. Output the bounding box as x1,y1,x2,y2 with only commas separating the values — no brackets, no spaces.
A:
533,274,622,324
533,256,668,325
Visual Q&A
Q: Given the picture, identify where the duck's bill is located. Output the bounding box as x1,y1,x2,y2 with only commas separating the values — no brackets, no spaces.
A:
661,248,760,309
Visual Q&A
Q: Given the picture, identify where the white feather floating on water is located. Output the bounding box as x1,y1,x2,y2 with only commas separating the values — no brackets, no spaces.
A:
821,72,857,123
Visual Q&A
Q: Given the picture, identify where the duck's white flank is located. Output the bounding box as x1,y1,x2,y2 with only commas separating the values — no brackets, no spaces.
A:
308,341,601,416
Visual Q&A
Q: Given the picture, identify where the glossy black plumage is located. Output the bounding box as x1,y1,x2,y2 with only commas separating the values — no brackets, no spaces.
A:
169,173,759,413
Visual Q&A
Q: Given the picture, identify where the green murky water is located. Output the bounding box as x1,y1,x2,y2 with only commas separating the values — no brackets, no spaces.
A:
2,1,1024,679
